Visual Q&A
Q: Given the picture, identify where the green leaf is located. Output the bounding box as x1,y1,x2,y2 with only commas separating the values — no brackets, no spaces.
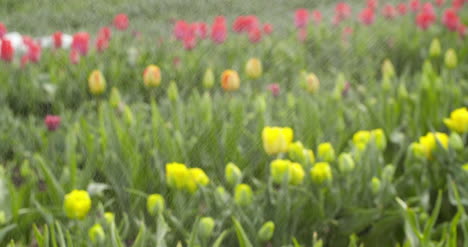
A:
155,213,169,247
232,217,253,247
212,230,230,247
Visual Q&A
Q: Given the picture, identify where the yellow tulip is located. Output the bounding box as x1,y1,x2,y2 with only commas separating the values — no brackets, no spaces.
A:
88,70,106,95
317,142,335,162
189,168,210,186
305,73,320,93
220,70,240,91
234,184,253,206
262,127,294,155
143,65,162,87
64,190,92,220
289,162,305,185
147,194,165,216
418,132,449,159
245,58,262,79
88,223,105,243
270,159,291,184
166,162,190,190
444,107,468,134
310,162,332,184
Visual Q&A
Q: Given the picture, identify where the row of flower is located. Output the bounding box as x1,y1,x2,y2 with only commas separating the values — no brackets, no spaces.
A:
0,0,466,66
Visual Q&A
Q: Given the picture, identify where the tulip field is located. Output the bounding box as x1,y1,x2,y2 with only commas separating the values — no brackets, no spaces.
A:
1,0,468,246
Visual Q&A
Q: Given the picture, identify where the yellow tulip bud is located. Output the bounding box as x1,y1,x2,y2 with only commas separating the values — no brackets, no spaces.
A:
310,162,332,184
338,153,355,173
449,132,463,151
262,127,294,155
371,177,381,194
147,193,165,216
258,221,275,242
234,184,253,206
353,130,371,147
203,68,215,89
88,223,105,244
104,212,114,224
167,81,179,102
429,38,441,58
64,190,92,220
462,163,468,172
270,159,291,184
289,162,305,185
305,73,320,93
317,142,335,162
382,165,395,182
444,107,468,134
417,132,449,159
88,70,106,95
444,49,458,69
225,162,242,186
143,65,162,87
288,141,306,164
245,58,262,79
189,168,210,186
220,70,240,91
409,142,425,159
371,128,387,150
381,59,395,80
109,87,121,107
198,217,215,239
166,162,190,190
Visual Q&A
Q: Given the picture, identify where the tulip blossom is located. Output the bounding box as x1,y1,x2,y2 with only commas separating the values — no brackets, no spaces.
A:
0,39,14,62
211,17,227,44
44,115,61,131
294,9,309,28
53,31,62,48
359,8,375,25
263,23,273,35
312,10,323,24
113,13,129,30
248,27,262,43
71,32,90,56
442,8,460,31
382,4,397,19
0,22,6,38
397,3,408,15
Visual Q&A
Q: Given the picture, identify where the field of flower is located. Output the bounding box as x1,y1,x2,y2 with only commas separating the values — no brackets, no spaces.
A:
0,0,468,246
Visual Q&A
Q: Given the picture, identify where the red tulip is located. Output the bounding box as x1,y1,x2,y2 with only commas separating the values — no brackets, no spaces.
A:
194,22,208,39
183,35,197,50
0,23,6,38
44,115,61,131
410,0,421,12
26,41,41,63
421,2,435,16
415,11,436,30
397,3,408,15
382,4,397,19
312,10,323,24
442,8,460,31
211,17,227,44
335,2,352,20
452,0,465,10
96,37,109,52
435,0,445,6
174,20,189,40
71,32,90,56
69,49,80,64
294,9,309,28
53,31,62,48
1,39,14,62
367,0,378,10
248,27,262,43
113,13,129,30
98,26,112,40
263,23,273,35
359,8,375,25
267,83,280,96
